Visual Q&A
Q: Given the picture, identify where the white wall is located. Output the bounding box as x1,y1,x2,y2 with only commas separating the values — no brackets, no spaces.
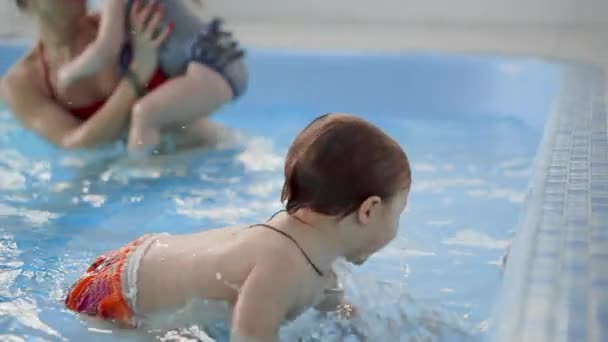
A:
201,0,608,72
205,0,608,28
1,0,606,71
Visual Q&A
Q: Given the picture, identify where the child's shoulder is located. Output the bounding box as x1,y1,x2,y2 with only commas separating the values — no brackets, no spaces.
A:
246,229,320,280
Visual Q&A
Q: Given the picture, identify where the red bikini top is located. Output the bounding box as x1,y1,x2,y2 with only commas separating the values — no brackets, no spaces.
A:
38,43,168,121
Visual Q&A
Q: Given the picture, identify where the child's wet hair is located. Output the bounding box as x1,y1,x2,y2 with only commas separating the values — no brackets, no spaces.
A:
281,113,411,217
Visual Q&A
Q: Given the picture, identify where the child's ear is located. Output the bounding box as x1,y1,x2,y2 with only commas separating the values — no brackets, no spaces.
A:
357,196,382,224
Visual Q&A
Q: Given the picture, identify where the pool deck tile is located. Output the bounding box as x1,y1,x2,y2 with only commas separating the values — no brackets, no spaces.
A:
493,65,608,342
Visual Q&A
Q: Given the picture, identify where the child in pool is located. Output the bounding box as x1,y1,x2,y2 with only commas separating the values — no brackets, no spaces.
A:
65,113,412,341
58,0,247,153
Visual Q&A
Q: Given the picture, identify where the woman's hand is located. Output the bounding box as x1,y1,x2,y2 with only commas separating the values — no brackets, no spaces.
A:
128,0,172,82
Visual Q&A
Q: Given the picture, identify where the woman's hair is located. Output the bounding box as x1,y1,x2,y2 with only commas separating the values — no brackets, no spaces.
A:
281,113,411,217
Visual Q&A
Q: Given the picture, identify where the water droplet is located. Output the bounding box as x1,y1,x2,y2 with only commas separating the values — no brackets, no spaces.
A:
155,241,169,248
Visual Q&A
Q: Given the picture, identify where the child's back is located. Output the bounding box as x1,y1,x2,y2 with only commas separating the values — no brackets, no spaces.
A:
136,223,333,316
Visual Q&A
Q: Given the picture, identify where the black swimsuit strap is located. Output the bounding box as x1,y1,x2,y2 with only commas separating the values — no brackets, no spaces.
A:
267,209,286,221
249,223,324,277
267,209,308,225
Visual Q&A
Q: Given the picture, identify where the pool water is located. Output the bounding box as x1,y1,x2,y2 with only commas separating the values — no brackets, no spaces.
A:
0,46,562,341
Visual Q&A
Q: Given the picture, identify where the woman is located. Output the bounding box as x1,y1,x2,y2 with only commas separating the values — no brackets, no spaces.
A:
0,0,234,151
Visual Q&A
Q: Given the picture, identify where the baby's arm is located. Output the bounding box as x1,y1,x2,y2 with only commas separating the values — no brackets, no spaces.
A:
58,0,126,88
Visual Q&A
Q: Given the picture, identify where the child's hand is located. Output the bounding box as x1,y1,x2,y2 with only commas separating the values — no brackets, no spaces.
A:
335,302,358,320
315,289,358,319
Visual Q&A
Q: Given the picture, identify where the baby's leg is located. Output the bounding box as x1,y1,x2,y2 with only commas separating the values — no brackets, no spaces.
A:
58,0,125,89
127,62,233,153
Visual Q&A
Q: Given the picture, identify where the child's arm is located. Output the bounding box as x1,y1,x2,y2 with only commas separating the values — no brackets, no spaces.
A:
231,260,301,342
314,269,357,319
314,269,344,312
58,0,126,88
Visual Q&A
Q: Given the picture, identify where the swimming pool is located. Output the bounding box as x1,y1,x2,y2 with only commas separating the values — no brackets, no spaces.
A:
0,44,562,341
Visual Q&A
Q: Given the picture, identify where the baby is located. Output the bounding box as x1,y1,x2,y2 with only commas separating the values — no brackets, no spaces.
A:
65,113,412,341
59,0,247,153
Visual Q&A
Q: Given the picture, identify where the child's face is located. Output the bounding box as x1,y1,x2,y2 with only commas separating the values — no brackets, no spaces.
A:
348,187,409,265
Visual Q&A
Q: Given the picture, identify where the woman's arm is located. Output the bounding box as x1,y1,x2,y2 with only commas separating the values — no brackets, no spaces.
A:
1,2,171,149
2,65,140,149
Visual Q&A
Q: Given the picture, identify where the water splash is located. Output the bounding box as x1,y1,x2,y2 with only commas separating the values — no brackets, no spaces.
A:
286,263,479,342
0,298,65,341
